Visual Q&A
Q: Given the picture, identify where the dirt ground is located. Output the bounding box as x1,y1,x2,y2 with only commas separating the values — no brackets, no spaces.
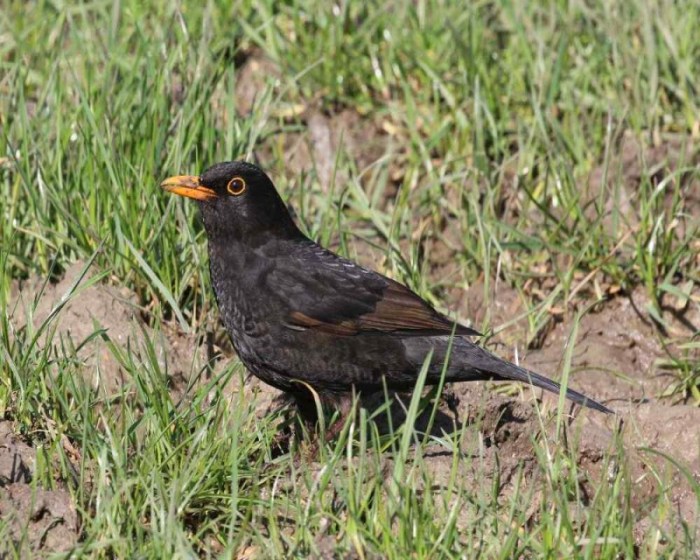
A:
4,55,698,554
0,421,79,555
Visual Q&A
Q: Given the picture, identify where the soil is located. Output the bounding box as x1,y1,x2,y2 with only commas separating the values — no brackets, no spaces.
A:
10,261,200,397
258,105,391,202
0,421,78,556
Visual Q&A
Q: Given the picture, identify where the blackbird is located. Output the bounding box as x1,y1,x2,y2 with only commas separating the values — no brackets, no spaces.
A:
162,161,612,427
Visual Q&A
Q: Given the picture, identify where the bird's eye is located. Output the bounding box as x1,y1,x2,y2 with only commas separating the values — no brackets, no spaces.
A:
226,177,246,196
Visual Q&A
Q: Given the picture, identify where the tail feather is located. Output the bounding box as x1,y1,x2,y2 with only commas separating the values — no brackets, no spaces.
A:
505,364,613,414
455,345,613,414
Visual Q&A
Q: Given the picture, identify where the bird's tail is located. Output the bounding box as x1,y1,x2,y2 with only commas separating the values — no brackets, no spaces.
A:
451,344,613,414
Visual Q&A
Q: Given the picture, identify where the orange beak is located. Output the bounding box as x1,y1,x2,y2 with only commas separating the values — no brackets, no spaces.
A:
160,175,217,201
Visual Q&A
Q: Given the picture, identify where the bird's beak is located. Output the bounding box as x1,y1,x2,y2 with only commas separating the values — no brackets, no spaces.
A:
160,175,217,201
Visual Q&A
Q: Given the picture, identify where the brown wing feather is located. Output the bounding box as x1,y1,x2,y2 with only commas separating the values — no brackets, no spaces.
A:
288,311,358,335
288,280,480,337
357,280,480,336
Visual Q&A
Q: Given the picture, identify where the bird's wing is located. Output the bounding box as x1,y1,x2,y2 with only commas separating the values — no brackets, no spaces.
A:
267,243,479,337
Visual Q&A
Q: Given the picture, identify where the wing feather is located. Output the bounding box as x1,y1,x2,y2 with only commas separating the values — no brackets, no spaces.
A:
269,242,480,337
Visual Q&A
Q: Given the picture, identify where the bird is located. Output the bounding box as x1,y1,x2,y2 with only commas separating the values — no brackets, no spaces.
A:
161,160,612,433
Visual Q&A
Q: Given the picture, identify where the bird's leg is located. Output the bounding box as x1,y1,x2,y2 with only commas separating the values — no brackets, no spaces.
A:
290,392,354,457
442,386,461,425
323,413,347,444
321,394,354,444
269,407,296,458
295,398,352,462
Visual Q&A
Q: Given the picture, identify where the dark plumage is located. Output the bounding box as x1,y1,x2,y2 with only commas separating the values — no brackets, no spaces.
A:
161,161,612,427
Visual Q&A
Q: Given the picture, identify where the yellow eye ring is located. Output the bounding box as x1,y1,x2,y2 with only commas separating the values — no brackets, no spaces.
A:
226,176,246,196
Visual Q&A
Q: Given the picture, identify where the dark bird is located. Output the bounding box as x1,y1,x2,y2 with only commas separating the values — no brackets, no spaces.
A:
161,161,612,431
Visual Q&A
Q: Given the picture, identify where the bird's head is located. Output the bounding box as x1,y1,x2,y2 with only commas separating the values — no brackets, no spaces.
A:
161,161,300,242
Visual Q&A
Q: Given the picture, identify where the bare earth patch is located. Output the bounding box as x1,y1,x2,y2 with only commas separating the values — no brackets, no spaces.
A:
0,422,78,556
526,288,671,403
10,261,197,396
259,105,391,197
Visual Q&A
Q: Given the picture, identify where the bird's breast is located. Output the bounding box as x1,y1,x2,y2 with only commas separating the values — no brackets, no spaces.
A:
208,244,283,361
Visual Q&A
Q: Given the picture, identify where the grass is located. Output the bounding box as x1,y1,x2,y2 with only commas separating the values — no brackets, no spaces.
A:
1,0,699,557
